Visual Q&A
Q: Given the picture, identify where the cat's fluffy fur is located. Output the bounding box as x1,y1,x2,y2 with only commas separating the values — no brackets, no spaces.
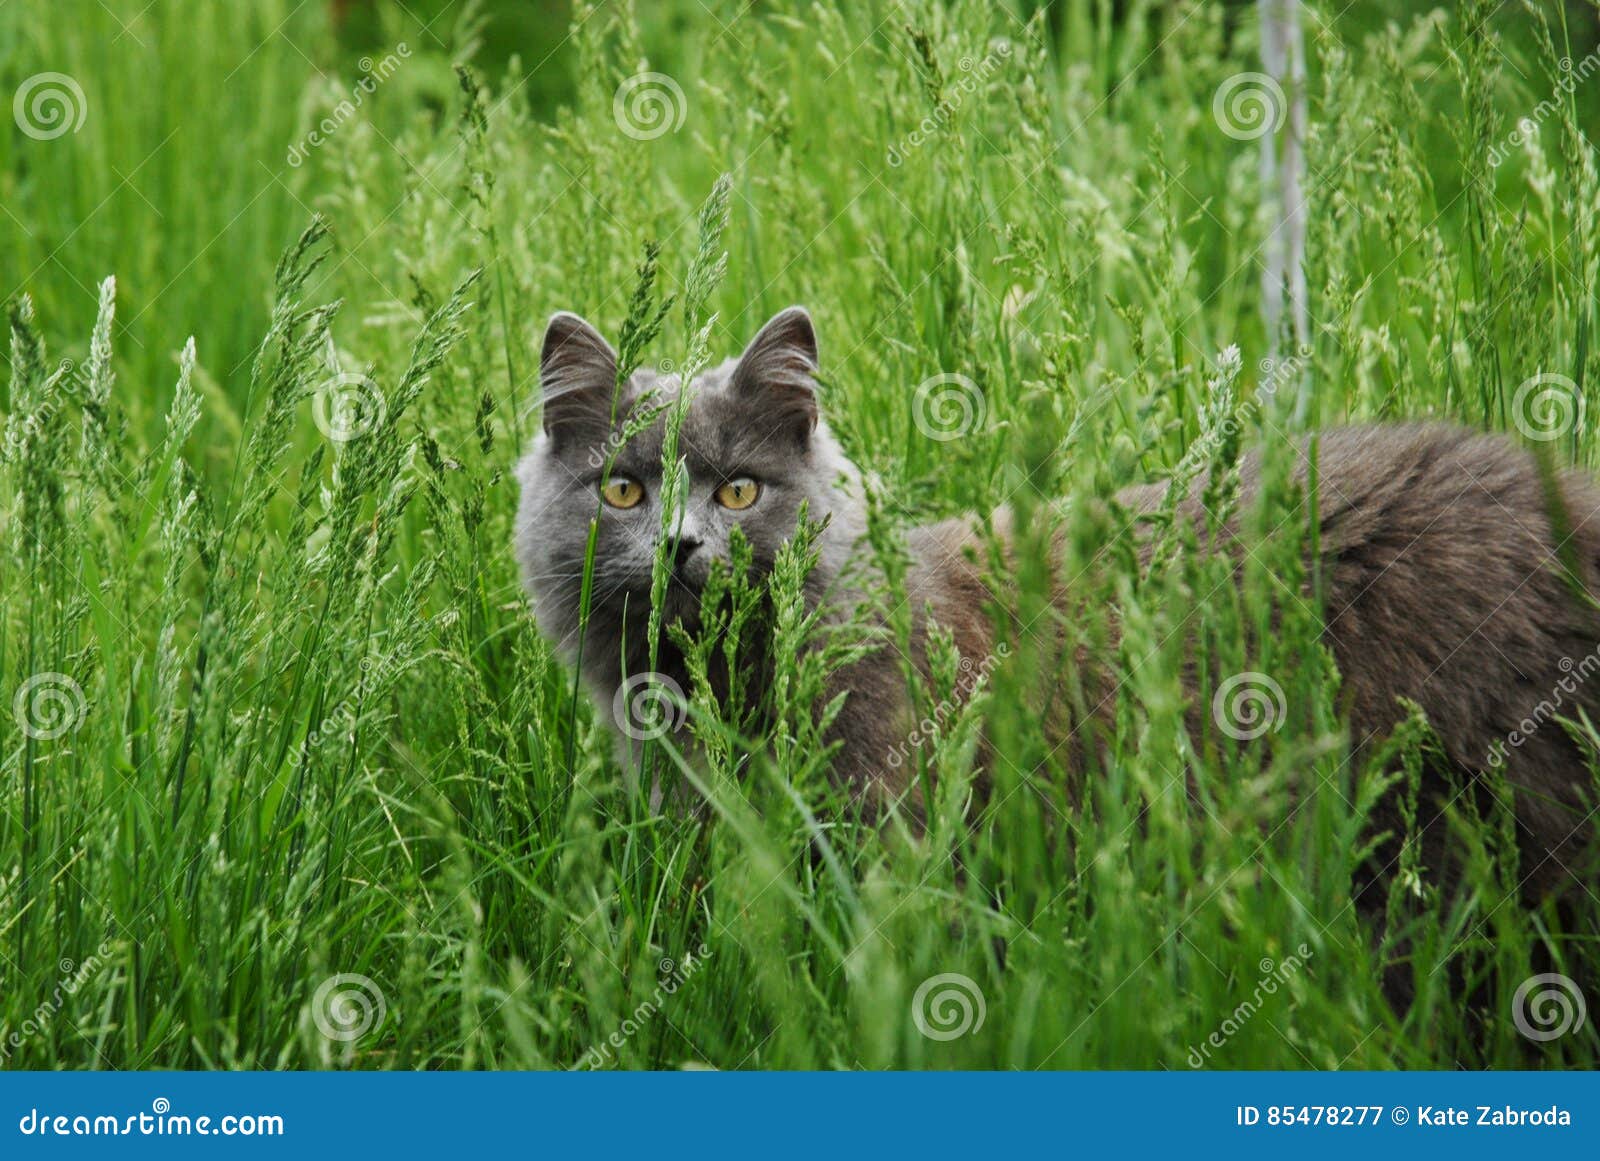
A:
516,307,1599,899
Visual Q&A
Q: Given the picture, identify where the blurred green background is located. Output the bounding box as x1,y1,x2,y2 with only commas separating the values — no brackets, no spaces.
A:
4,0,1599,429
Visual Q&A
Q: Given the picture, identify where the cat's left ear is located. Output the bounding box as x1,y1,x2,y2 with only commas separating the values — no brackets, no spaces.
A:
731,306,819,441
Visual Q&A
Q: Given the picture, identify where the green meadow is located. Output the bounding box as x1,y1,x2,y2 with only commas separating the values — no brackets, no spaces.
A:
0,0,1596,1068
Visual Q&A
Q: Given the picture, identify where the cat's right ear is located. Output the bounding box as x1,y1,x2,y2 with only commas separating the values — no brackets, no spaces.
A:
539,312,618,445
731,306,820,445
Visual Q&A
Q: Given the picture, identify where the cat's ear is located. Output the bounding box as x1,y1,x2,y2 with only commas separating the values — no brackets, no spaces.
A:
731,306,819,441
539,312,618,444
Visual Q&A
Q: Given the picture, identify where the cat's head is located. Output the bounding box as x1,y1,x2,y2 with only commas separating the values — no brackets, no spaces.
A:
514,306,861,661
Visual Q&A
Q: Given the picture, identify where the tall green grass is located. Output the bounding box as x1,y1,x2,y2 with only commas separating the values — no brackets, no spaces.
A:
1,0,1597,1068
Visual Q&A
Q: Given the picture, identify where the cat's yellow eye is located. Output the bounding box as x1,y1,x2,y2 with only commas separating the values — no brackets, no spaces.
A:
600,477,645,510
715,477,761,511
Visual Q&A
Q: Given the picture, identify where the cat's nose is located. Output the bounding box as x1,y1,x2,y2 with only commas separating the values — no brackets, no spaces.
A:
669,534,703,564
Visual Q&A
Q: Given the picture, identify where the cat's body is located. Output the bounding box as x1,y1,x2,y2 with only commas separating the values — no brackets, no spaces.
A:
516,308,1599,902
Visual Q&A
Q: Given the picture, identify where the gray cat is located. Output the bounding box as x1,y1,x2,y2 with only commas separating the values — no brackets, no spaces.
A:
515,306,1599,902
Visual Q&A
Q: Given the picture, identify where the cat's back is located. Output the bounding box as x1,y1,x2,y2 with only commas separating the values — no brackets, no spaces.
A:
1262,423,1600,888
1284,421,1595,567
1283,423,1600,702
